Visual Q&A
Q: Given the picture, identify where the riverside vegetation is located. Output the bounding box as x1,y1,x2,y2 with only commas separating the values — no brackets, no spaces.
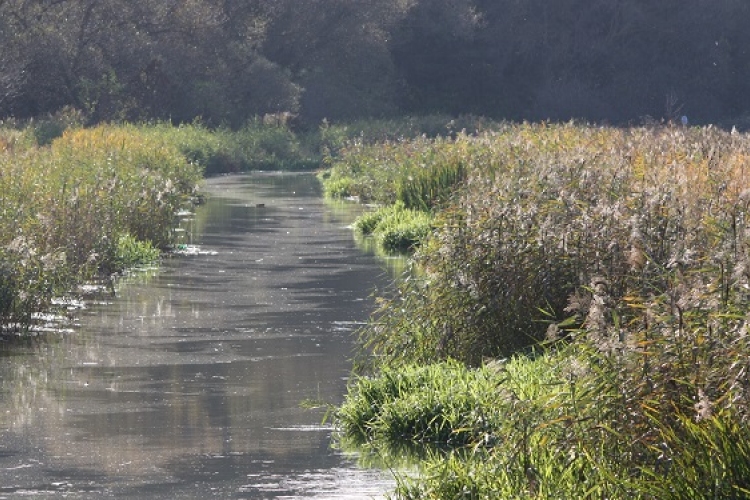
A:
7,115,750,496
322,123,750,498
0,120,201,333
0,113,473,335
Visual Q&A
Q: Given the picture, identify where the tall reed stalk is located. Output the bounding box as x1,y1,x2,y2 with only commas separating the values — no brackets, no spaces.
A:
335,122,750,497
0,124,202,332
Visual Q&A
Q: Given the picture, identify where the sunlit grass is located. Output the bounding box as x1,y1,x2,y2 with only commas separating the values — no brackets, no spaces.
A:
354,202,432,254
0,123,202,332
341,344,750,498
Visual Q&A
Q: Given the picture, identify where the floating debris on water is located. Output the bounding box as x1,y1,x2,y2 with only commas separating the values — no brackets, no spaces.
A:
50,297,86,311
173,244,218,256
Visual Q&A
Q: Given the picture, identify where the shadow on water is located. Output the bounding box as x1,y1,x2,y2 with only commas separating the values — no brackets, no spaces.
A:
0,172,401,498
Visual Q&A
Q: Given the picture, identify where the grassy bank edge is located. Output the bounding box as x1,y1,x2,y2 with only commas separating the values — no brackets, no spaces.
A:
0,113,473,334
337,349,750,499
327,122,750,498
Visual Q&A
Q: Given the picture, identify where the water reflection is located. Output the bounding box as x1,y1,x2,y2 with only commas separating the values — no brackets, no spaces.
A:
322,198,410,278
0,172,396,498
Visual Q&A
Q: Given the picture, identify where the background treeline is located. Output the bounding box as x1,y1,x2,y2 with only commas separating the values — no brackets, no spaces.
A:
2,0,750,127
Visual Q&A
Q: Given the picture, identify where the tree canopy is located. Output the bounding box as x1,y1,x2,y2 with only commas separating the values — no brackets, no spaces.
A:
1,0,749,126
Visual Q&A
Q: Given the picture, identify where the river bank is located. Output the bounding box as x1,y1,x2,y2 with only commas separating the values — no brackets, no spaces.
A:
0,172,397,497
0,115,483,335
0,123,203,334
323,123,750,498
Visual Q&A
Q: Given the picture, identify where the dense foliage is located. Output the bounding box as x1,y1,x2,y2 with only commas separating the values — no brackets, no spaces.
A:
330,123,750,497
339,350,750,498
2,1,750,126
0,123,204,332
331,124,750,366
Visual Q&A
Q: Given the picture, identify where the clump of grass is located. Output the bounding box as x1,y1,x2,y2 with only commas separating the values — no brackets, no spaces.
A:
395,158,466,212
354,202,432,254
321,175,357,198
112,233,161,270
320,132,476,209
338,360,504,448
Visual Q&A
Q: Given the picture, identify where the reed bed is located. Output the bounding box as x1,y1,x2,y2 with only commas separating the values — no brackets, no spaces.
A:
0,114,469,333
335,123,750,498
320,131,475,254
321,134,471,209
0,123,202,332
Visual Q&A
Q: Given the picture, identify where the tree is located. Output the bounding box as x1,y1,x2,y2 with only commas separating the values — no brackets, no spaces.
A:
262,0,410,123
2,0,750,125
389,0,488,116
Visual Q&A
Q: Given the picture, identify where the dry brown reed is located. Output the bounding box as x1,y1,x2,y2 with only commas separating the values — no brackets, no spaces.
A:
343,122,750,497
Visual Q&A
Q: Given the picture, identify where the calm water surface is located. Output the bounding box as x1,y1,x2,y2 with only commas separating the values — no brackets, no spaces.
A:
0,173,398,498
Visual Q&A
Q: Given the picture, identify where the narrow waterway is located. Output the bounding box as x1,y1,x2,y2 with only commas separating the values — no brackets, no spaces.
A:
0,173,398,498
